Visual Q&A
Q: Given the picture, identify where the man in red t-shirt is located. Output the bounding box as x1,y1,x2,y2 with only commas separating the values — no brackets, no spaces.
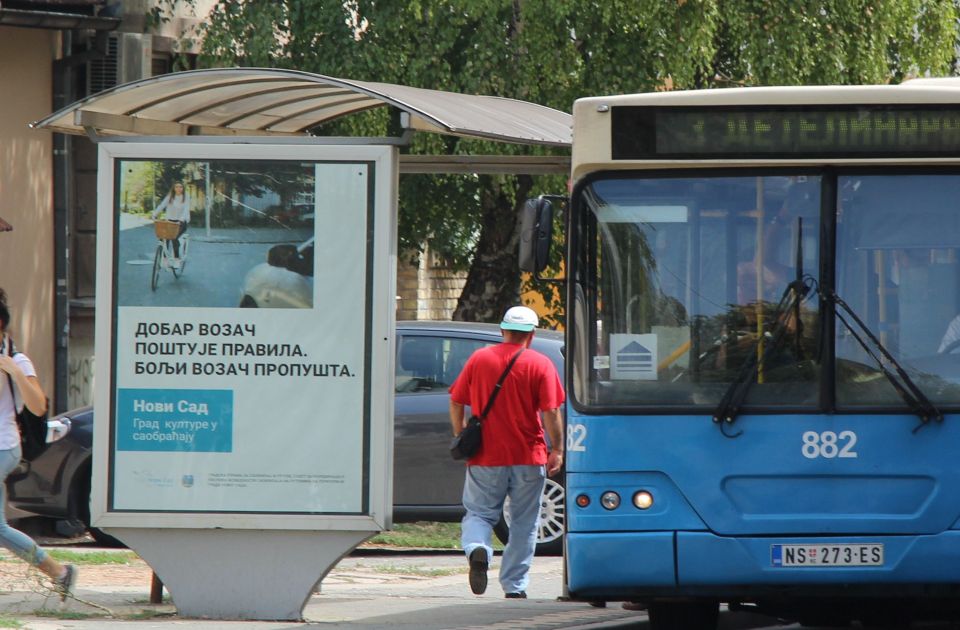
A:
449,306,564,598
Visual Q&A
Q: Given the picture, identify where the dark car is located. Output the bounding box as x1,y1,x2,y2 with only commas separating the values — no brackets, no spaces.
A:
8,321,566,554
4,407,110,543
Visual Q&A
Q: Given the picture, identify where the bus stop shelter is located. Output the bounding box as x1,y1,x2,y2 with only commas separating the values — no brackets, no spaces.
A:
33,66,572,170
31,67,571,621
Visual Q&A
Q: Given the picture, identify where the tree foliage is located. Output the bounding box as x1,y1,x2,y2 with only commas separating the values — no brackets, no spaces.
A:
193,0,959,323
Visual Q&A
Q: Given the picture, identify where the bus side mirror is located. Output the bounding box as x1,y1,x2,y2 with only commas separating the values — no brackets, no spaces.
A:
519,197,554,273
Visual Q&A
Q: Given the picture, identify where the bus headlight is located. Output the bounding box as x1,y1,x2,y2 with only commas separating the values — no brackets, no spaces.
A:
600,491,621,510
575,494,591,508
632,490,654,510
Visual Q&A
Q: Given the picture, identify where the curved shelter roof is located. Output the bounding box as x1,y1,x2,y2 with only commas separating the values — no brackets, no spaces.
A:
32,67,572,148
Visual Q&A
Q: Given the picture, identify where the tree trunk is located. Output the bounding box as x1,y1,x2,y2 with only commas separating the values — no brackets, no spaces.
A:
453,175,533,323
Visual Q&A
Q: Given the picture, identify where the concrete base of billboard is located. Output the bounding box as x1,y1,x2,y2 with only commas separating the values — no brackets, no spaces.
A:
107,527,372,620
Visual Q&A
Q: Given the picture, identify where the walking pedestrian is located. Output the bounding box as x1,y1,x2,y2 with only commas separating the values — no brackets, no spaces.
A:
0,289,76,599
449,305,565,598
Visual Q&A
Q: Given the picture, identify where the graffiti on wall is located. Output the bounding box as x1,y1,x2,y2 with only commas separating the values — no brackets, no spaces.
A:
68,354,95,409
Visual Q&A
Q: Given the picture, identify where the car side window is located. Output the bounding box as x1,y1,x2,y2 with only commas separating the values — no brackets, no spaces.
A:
396,335,490,393
443,338,488,385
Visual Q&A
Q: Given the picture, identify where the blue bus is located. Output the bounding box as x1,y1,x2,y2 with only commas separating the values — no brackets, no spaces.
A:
521,79,960,629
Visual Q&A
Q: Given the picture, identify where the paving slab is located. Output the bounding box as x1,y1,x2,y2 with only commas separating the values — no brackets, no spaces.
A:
0,549,646,630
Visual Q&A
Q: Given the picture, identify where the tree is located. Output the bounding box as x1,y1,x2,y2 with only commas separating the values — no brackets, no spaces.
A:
193,0,959,322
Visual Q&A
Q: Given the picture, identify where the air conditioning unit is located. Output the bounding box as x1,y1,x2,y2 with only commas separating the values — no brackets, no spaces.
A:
87,32,152,96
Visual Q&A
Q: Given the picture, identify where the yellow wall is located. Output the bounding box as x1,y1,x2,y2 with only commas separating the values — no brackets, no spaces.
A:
0,27,56,399
521,272,564,330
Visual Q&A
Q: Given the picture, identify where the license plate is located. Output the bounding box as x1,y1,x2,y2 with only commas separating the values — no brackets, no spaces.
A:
771,544,884,567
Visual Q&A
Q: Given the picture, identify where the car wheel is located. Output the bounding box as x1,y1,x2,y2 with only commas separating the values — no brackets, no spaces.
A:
239,295,258,308
73,462,124,548
493,476,564,556
88,526,124,548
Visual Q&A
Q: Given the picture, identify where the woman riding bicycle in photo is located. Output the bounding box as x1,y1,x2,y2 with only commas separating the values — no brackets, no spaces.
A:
151,181,191,268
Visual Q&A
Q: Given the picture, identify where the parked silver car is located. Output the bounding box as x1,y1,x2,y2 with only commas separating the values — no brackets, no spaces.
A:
10,322,566,554
394,320,565,555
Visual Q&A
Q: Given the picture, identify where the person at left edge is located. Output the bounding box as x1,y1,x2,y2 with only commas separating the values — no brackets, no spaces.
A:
0,289,76,600
449,305,565,599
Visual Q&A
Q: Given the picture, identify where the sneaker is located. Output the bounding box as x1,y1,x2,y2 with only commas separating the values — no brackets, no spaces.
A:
54,564,77,601
468,548,488,595
505,591,527,599
172,258,182,270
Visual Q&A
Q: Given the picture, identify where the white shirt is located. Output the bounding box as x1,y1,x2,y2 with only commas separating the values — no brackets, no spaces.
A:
0,351,36,450
153,193,191,223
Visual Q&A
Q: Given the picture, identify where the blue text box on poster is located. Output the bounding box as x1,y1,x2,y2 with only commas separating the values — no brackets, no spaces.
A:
116,388,233,452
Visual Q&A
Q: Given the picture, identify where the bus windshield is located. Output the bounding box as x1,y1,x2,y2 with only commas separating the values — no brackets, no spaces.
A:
572,170,960,411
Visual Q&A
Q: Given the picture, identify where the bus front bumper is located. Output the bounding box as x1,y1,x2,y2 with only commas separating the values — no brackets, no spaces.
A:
566,531,960,600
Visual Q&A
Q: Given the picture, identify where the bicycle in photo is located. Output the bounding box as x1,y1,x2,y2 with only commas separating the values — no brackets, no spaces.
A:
150,220,189,291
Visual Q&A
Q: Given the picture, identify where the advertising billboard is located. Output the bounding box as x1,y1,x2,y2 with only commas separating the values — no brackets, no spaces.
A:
92,142,396,530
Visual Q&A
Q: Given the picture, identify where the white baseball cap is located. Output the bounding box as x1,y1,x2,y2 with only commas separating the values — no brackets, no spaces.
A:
500,306,539,332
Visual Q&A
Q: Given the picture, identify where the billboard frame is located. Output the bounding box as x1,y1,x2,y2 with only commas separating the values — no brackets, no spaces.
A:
92,139,397,533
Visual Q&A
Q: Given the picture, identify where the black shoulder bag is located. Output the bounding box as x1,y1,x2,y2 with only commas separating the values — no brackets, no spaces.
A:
450,348,524,461
5,340,48,460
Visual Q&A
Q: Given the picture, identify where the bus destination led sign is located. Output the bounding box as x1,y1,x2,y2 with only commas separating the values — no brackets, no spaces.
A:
611,105,960,159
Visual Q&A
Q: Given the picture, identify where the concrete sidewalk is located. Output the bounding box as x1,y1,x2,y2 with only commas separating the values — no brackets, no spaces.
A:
0,551,647,630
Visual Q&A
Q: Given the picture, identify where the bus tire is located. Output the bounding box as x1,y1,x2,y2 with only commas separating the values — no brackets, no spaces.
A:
648,601,719,630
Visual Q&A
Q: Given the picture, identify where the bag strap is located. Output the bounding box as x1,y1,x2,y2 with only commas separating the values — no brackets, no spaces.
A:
4,336,37,417
4,335,17,416
477,348,524,420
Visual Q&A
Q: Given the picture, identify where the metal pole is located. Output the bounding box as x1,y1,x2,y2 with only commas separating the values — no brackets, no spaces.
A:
205,162,211,238
51,32,73,414
150,572,164,604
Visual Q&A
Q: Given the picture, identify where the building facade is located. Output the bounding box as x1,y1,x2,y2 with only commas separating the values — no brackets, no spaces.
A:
0,26,57,392
1,0,214,411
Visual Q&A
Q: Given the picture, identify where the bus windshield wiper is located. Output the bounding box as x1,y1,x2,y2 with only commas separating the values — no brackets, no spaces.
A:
713,216,811,434
712,276,812,434
825,290,942,431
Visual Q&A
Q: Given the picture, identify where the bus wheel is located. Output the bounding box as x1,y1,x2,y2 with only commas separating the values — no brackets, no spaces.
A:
648,601,719,630
858,608,912,629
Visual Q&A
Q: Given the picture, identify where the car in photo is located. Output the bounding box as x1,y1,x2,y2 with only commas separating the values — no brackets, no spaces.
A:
8,321,566,554
238,238,313,308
